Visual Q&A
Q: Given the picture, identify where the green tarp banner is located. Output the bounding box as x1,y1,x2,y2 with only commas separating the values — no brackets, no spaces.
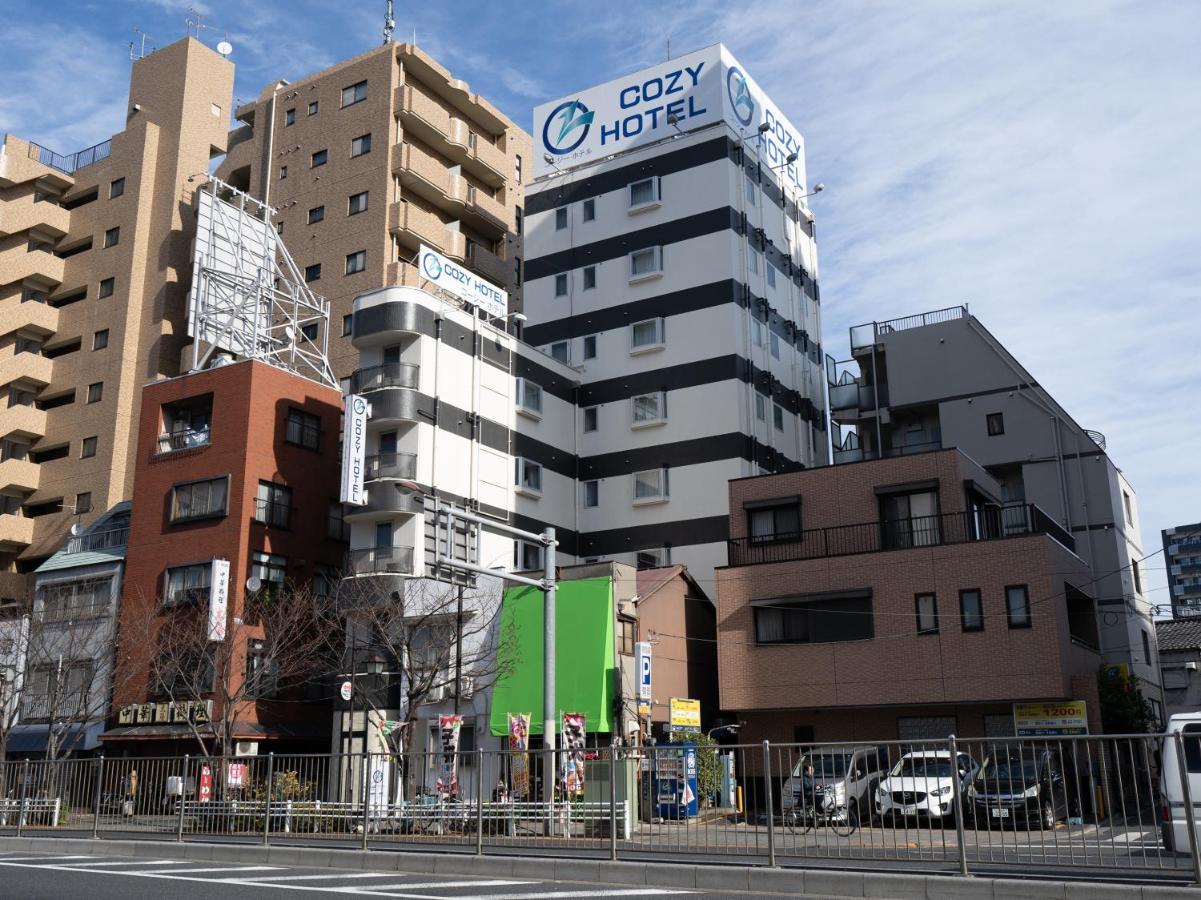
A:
488,577,615,736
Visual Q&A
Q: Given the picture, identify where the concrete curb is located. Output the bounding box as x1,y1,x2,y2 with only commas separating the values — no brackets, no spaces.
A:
0,835,1194,899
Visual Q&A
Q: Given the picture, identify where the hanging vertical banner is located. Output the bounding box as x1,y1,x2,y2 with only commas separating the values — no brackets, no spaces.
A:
508,712,531,800
438,714,463,796
208,559,230,641
340,394,369,506
561,712,586,796
198,765,213,803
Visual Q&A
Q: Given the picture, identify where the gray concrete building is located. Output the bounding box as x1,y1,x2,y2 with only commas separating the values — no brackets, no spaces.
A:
828,305,1159,703
1163,522,1201,619
1157,619,1201,719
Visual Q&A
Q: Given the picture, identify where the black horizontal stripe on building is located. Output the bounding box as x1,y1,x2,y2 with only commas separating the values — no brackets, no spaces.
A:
577,432,802,480
352,298,512,375
578,516,731,558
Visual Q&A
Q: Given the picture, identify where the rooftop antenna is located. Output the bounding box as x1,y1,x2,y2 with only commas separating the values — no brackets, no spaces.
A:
185,6,204,38
666,35,671,60
130,27,156,60
383,0,395,44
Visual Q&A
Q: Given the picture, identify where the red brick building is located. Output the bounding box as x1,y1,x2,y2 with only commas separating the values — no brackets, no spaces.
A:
716,448,1104,748
105,359,344,754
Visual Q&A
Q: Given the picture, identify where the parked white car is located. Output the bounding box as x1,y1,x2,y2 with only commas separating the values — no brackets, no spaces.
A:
875,750,979,822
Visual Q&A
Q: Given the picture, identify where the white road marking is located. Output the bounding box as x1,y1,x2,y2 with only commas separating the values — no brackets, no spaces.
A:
0,855,93,862
445,892,692,900
135,864,282,874
334,881,532,892
230,872,413,882
56,859,190,867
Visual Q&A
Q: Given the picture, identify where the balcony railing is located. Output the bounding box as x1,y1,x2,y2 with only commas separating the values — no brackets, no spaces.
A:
365,451,418,481
28,139,112,175
65,526,128,554
158,427,211,453
253,499,292,528
349,362,419,393
346,545,415,576
728,503,1073,566
850,305,968,350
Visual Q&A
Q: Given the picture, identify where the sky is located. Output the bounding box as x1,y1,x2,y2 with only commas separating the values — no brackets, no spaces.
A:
2,0,1198,608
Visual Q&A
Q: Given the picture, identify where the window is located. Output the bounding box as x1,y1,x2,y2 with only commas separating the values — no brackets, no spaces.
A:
1142,629,1153,665
555,207,568,230
554,273,568,297
755,393,766,421
312,148,329,168
75,492,92,515
516,540,543,571
745,175,757,206
633,468,669,502
749,248,760,274
637,548,670,569
617,617,636,655
1005,584,1031,628
345,250,366,274
1123,491,1134,525
959,589,984,632
109,177,125,199
629,246,663,278
583,198,596,221
1133,559,1143,594
375,521,392,548
341,80,368,107
880,488,940,548
342,314,353,336
327,501,347,541
308,206,325,224
629,176,660,208
350,133,372,157
754,593,874,644
769,331,781,359
1065,583,1098,648
279,165,288,179
751,317,765,347
80,436,97,459
515,458,542,495
93,329,108,350
772,404,784,431
300,322,318,342
348,191,369,215
748,501,801,543
160,395,212,452
251,552,287,589
170,476,229,523
516,378,543,415
103,227,119,248
276,221,284,235
549,341,569,364
632,391,667,425
285,406,321,450
86,382,103,404
583,480,599,508
285,107,295,126
255,480,292,527
987,412,1004,436
37,578,110,621
514,154,523,182
583,335,597,359
583,265,596,290
767,265,776,288
245,640,280,699
583,406,598,432
308,100,319,115
514,257,522,286
631,317,665,350
98,277,114,298
915,593,939,634
164,562,211,606
304,263,321,282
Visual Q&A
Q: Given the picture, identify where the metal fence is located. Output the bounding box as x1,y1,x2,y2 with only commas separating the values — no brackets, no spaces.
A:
0,734,1196,883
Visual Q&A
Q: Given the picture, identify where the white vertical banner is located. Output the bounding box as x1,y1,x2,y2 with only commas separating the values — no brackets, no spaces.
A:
208,558,230,642
340,394,369,506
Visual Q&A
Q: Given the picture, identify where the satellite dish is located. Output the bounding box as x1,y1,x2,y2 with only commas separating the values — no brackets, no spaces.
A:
69,522,84,536
216,40,233,57
246,575,262,592
283,325,296,343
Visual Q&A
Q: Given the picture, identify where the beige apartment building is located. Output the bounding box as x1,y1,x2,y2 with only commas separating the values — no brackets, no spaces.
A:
216,41,530,377
0,38,233,591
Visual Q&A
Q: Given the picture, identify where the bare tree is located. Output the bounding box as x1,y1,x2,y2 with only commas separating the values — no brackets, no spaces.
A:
0,604,31,791
124,583,341,757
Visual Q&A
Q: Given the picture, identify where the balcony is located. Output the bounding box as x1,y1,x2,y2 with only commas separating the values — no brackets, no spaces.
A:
0,456,40,492
27,139,111,176
157,427,212,455
0,195,70,240
65,525,128,554
828,379,884,413
350,362,419,394
388,200,465,259
0,402,46,440
850,305,969,351
0,295,59,339
0,246,65,289
0,347,53,388
727,503,1073,567
365,451,418,481
346,545,415,576
466,241,509,286
393,142,507,235
0,513,35,548
396,85,507,188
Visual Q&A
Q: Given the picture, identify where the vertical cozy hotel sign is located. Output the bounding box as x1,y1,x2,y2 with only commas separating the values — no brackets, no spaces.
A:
208,558,230,641
340,394,369,506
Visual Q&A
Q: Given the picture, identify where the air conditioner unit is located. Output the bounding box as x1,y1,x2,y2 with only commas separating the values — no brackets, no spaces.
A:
1186,662,1198,672
425,684,446,703
459,675,474,701
234,741,259,757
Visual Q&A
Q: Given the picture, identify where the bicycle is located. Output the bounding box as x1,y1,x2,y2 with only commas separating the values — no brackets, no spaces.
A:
784,788,859,837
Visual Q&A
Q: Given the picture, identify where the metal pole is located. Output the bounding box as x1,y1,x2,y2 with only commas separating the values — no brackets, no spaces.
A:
454,586,464,715
16,759,29,836
762,741,776,867
360,749,371,851
609,743,619,860
948,735,970,877
262,752,275,846
542,526,557,835
91,756,104,840
1174,731,1201,884
475,747,484,855
177,755,188,841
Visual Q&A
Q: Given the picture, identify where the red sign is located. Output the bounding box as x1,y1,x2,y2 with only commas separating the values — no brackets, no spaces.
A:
198,765,213,803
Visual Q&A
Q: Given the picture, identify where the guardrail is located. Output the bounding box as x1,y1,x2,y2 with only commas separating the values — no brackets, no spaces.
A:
850,305,968,349
27,140,112,175
0,735,1193,883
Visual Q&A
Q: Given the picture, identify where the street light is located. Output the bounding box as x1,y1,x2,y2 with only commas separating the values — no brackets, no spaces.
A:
707,722,746,740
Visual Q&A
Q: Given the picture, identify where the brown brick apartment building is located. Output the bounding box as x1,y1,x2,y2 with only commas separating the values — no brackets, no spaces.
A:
0,38,233,588
716,448,1104,748
216,41,531,379
105,359,343,754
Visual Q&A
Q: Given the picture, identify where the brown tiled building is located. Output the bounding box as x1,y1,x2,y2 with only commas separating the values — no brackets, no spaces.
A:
0,37,233,586
106,359,343,754
216,41,530,379
716,448,1104,747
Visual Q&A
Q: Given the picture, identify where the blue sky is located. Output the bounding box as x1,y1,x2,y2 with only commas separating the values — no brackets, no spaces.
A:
3,1,1199,606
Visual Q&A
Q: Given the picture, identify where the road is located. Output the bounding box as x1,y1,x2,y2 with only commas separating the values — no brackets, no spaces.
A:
0,850,755,900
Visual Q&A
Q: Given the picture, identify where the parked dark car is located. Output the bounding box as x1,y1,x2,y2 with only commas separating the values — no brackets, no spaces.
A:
967,746,1069,830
